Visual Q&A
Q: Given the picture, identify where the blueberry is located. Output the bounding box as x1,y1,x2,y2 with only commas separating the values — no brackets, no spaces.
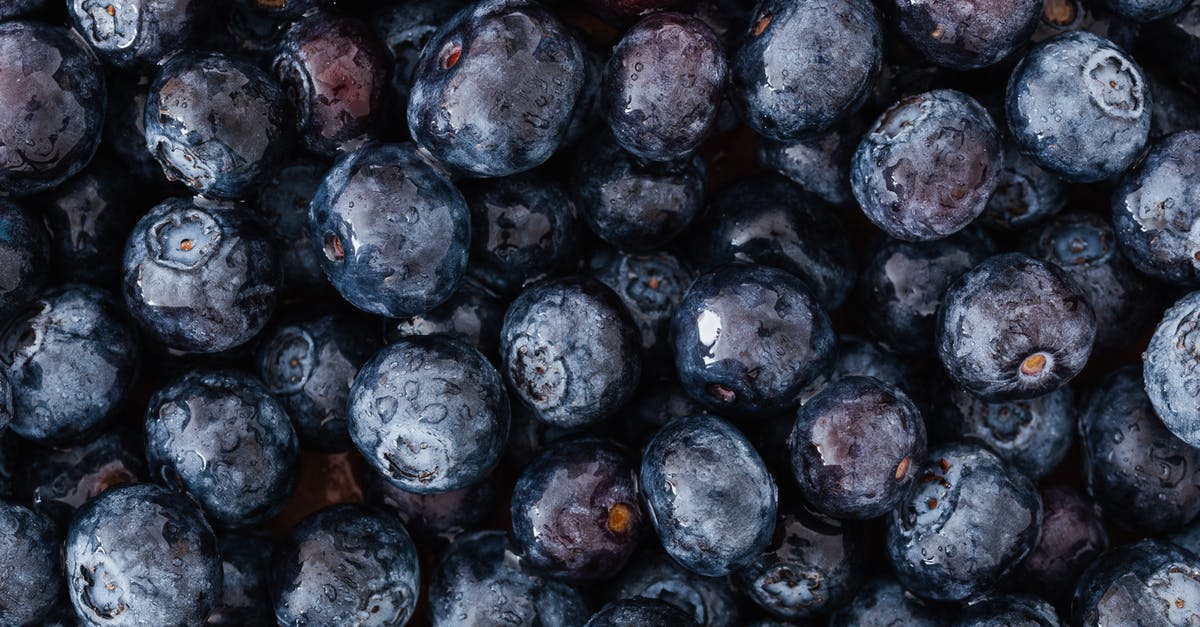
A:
1006,31,1151,183
612,549,743,627
68,0,213,68
0,21,106,197
1140,4,1200,95
271,504,419,626
828,574,955,626
640,415,778,576
585,598,698,627
372,0,460,124
956,594,1061,626
501,277,642,428
1013,485,1109,605
1099,0,1190,22
1072,540,1200,625
759,115,864,207
257,313,378,453
937,253,1096,402
429,530,590,627
731,0,882,141
209,530,274,626
789,376,927,519
886,441,1042,602
670,264,835,418
0,199,51,318
38,159,140,287
362,467,496,542
383,278,507,362
601,12,727,162
1145,291,1200,446
590,247,693,356
562,37,605,147
407,0,585,177
1032,0,1138,49
890,0,1042,69
350,335,508,494
979,143,1067,233
65,483,222,627
204,3,290,68
254,158,331,291
0,501,61,625
16,432,144,529
2,286,140,446
122,196,280,353
799,336,925,408
853,89,1003,242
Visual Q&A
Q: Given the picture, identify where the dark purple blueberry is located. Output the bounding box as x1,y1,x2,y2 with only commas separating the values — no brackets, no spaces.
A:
1072,540,1200,625
1143,291,1200,448
957,595,1061,626
759,115,864,207
68,0,213,68
612,549,743,627
362,468,495,542
586,598,698,627
590,247,693,355
828,574,955,626
372,0,460,124
37,159,140,286
255,158,331,291
0,501,61,625
209,531,274,626
0,199,50,318
1014,485,1108,604
384,278,507,362
890,0,1042,69
16,432,144,529
1140,4,1200,95
979,143,1067,232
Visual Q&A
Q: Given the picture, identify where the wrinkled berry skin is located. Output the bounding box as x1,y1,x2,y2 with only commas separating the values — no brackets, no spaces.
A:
65,483,222,627
670,264,835,418
384,278,506,362
16,432,144,529
613,549,743,627
937,253,1096,402
273,13,388,156
1112,130,1200,286
145,369,299,527
363,468,495,542
1100,0,1189,22
0,501,61,625
257,313,378,453
601,12,727,162
255,159,329,291
372,0,460,124
122,196,280,353
886,441,1042,602
759,116,863,207
828,574,954,626
39,160,139,286
853,89,1003,242
0,21,105,197
1144,291,1200,449
590,248,693,355
980,143,1067,232
350,335,509,494
735,505,866,620
641,415,778,577
1081,367,1200,534
890,0,1042,70
310,143,470,318
501,278,642,428
732,0,882,141
145,52,293,200
209,531,274,626
272,504,420,627
2,286,140,446
68,0,212,68
1006,31,1151,183
958,594,1061,626
429,530,590,627
789,376,926,520
586,598,697,627
0,199,50,318
407,0,585,177
1014,485,1108,604
1072,540,1200,626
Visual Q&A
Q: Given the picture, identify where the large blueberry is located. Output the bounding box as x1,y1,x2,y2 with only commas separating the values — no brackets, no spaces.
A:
0,501,61,625
1014,485,1108,604
979,142,1067,232
254,158,330,291
828,574,955,626
1144,291,1200,449
209,530,274,626
612,549,743,627
384,278,507,363
0,199,50,318
38,159,140,287
69,0,213,68
16,432,144,529
590,248,692,356
1072,540,1200,625
889,0,1042,69
362,467,496,542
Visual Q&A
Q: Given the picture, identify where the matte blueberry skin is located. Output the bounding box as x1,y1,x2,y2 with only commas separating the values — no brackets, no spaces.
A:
937,253,1096,402
372,0,460,123
590,248,693,355
2,286,140,445
65,483,222,627
310,142,470,318
501,278,642,428
255,158,330,291
1141,4,1200,94
979,143,1067,233
464,172,581,295
789,376,927,520
1006,31,1150,183
384,278,506,362
852,89,1003,242
0,21,106,197
0,501,61,625
122,196,281,353
956,594,1061,626
0,199,50,318
828,574,955,626
891,0,1042,70
272,504,420,627
1112,131,1200,286
759,115,863,207
362,467,495,542
1100,0,1190,21
68,0,212,68
1143,290,1200,449
407,0,585,177
731,0,882,141
734,505,866,620
16,432,144,529
145,369,299,527
695,175,856,311
257,313,377,453
886,441,1042,602
273,13,388,156
601,12,727,162
1013,485,1108,604
209,531,273,626
1072,540,1200,626
585,598,697,627
640,415,778,577
38,159,139,286
613,549,742,627
670,264,835,418
350,335,509,494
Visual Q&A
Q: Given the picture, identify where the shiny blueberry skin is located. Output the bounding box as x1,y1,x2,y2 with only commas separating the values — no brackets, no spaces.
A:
694,174,856,310
891,0,1042,70
1143,290,1200,449
2,286,140,446
1141,4,1200,94
670,264,835,418
0,501,61,625
350,335,509,494
0,199,50,318
0,21,105,197
407,0,585,177
384,278,507,362
886,441,1042,602
828,574,955,627
957,594,1061,626
65,483,222,627
641,415,778,577
853,89,1003,242
1081,367,1200,534
38,159,140,287
980,143,1067,233
362,467,495,542
255,158,330,291
1112,130,1200,286
209,530,274,626
68,0,212,68
122,196,281,353
789,376,927,520
937,253,1096,402
145,369,299,527
601,12,727,162
311,142,469,318
590,247,693,356
429,530,589,627
16,432,144,529
501,277,642,428
372,0,460,126
1006,31,1150,183
1013,485,1108,605
273,12,388,156
586,598,697,627
731,0,882,141
272,504,420,627
1072,540,1200,625
759,115,863,207
612,549,743,627
1100,0,1190,21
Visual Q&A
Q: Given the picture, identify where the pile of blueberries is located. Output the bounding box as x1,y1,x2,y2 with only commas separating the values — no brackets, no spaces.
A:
6,0,1200,624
